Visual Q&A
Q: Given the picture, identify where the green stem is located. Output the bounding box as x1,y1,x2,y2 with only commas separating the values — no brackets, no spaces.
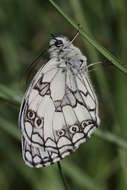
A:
57,162,69,190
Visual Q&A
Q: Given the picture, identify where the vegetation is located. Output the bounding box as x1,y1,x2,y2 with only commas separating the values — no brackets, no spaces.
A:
0,0,127,190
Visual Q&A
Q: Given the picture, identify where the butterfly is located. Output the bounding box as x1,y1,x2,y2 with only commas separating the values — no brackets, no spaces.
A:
18,33,100,168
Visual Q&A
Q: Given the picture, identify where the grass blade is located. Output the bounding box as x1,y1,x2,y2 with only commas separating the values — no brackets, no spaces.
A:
96,129,127,149
49,0,127,75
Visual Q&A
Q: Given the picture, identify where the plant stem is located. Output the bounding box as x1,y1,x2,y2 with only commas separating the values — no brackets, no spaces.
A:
57,162,69,190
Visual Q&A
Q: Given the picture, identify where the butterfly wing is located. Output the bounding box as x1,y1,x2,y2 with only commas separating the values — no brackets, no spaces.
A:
22,136,62,167
19,58,100,167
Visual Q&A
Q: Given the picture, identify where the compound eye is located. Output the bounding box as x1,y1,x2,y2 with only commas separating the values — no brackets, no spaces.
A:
69,125,79,134
55,40,63,47
57,129,66,137
34,117,43,128
27,110,35,120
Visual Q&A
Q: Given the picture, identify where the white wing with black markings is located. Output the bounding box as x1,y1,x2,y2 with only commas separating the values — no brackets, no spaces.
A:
19,35,100,168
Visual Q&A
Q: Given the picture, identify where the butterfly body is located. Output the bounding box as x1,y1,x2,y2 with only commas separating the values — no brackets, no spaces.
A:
19,36,100,167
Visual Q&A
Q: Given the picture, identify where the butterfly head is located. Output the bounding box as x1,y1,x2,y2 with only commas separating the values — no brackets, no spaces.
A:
49,34,87,70
49,34,69,49
49,34,81,58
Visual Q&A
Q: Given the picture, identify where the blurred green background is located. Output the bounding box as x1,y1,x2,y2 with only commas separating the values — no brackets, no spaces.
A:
0,0,127,190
